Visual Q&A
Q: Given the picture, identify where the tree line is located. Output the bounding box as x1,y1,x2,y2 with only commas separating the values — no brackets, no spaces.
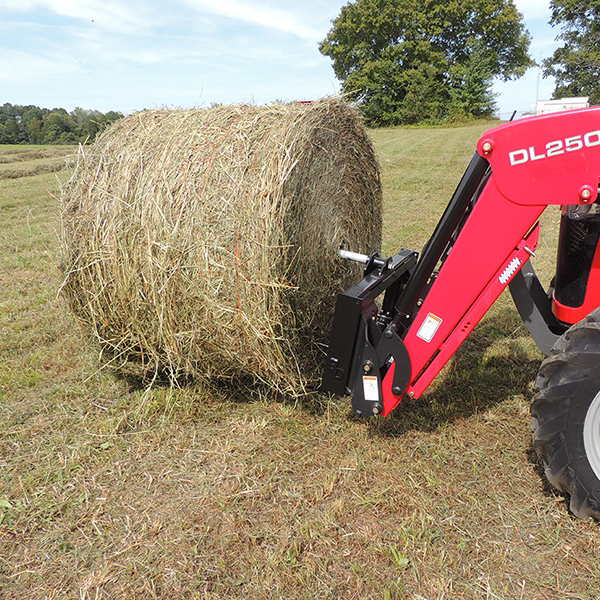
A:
0,103,123,145
544,0,600,105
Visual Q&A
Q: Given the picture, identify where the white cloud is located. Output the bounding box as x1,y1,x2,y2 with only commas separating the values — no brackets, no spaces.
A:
0,0,27,9
0,46,79,82
0,45,83,108
0,1,384,111
0,0,158,33
182,0,322,41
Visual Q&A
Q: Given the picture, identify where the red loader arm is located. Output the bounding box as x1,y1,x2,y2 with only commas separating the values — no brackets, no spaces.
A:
322,108,600,418
383,107,600,414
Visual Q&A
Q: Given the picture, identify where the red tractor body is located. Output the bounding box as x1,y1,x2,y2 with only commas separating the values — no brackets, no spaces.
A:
322,108,600,519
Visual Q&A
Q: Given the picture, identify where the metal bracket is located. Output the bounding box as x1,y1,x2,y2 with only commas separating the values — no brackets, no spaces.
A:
321,248,417,396
508,259,565,355
350,319,412,418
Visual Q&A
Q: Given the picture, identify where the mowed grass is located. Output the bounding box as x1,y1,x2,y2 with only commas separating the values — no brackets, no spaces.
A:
1,130,598,600
0,145,76,180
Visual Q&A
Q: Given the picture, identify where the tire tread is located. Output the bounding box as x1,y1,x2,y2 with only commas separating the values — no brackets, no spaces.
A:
531,307,600,519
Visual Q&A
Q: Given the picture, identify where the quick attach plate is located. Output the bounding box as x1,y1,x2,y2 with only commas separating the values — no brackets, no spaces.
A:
321,248,417,398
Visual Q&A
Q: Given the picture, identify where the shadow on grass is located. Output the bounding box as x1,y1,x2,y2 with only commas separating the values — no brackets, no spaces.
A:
368,307,544,438
525,442,568,504
105,307,546,432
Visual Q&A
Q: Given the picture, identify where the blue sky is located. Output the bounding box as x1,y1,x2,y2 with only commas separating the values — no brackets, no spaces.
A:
0,0,561,118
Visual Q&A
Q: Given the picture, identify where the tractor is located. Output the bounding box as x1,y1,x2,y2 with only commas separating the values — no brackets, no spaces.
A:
321,107,600,520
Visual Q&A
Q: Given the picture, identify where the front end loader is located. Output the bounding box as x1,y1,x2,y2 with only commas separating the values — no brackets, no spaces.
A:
321,107,600,520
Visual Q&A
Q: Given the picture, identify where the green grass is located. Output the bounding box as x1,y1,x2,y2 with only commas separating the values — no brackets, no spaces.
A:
0,145,76,180
1,134,599,600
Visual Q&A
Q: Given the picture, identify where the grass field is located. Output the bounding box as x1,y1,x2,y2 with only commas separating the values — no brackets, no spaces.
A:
1,126,599,600
0,145,75,180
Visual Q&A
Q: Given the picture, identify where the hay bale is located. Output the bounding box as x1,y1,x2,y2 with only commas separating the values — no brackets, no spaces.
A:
59,98,382,393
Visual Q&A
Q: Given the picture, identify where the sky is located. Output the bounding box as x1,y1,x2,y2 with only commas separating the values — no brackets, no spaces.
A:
0,0,562,119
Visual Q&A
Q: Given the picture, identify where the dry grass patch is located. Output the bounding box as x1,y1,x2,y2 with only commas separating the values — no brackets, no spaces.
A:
2,133,600,600
0,145,76,180
5,384,600,599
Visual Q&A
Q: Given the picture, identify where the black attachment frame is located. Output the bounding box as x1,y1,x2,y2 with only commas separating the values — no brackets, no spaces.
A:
321,249,417,401
322,153,490,417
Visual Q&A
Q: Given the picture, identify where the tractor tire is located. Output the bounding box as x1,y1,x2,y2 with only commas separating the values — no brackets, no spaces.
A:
531,307,600,520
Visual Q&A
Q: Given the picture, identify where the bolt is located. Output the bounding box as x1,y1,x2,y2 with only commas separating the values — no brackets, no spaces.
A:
579,185,594,202
408,391,415,398
372,404,382,415
392,386,402,395
481,139,494,154
383,323,396,340
363,361,373,374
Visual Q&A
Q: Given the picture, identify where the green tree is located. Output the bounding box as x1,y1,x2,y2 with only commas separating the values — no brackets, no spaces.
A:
5,117,19,143
41,110,77,144
543,0,600,105
448,43,498,119
0,103,123,145
28,117,43,144
319,0,532,125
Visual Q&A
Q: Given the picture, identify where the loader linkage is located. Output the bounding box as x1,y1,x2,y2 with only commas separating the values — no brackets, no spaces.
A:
322,248,416,417
322,106,600,419
321,106,600,521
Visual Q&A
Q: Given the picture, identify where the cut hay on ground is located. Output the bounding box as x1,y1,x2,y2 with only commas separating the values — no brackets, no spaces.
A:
59,98,382,394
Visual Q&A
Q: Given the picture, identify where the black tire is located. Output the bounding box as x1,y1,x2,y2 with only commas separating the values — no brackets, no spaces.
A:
531,307,600,519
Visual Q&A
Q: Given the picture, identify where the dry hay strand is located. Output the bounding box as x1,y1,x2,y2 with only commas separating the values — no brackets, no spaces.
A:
59,98,382,394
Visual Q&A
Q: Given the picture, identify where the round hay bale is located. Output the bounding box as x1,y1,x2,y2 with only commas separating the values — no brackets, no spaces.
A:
59,98,382,393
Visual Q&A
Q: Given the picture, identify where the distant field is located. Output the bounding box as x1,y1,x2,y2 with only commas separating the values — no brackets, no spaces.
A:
0,145,77,180
1,131,598,600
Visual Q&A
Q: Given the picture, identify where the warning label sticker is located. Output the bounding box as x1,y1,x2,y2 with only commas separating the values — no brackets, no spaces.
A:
416,313,443,343
362,376,380,402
